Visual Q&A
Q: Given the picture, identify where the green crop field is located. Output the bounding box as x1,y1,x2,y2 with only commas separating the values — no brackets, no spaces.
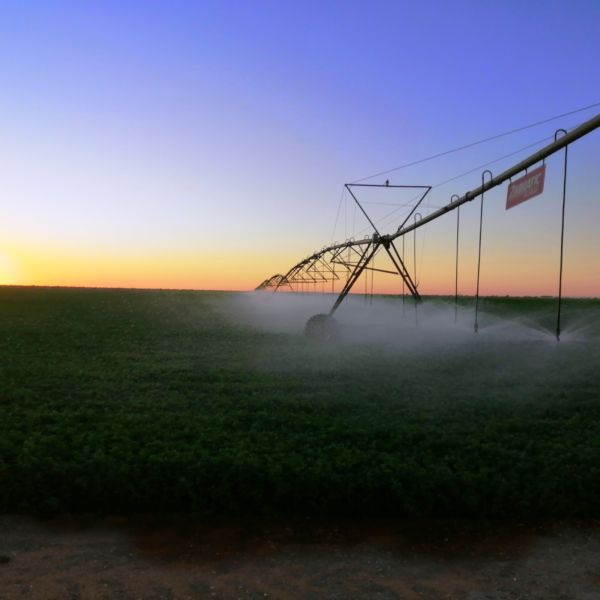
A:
1,286,599,518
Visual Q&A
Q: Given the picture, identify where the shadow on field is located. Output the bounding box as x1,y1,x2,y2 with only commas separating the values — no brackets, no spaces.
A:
121,515,543,561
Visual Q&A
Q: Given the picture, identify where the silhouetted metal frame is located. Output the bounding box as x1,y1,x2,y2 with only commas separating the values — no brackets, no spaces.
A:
261,183,431,314
329,241,377,314
257,111,600,319
342,184,429,308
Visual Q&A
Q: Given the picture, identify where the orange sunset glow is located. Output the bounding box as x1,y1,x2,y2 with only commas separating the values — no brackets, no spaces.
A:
1,2,598,297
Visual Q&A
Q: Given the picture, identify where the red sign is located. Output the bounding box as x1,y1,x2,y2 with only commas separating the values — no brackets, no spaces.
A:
506,164,546,210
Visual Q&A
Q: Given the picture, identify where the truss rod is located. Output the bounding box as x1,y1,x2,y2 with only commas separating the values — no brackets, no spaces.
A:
391,110,600,241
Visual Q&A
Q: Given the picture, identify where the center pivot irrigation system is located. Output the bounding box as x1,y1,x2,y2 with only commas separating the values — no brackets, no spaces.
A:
256,110,600,341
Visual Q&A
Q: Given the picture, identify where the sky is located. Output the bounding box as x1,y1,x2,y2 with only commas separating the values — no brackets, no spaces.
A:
1,0,599,296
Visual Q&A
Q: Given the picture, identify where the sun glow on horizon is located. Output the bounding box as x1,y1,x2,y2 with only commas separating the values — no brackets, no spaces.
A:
0,250,24,285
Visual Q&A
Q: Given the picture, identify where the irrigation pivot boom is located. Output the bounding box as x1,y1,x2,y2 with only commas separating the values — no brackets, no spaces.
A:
256,110,600,340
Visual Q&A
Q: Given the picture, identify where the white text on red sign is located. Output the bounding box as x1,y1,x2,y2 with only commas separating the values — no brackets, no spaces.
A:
506,163,546,210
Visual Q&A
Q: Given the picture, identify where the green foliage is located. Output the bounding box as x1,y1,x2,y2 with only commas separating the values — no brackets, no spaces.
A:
1,287,599,517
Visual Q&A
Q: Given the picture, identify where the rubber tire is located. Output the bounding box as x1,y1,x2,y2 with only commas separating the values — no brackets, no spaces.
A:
304,314,340,342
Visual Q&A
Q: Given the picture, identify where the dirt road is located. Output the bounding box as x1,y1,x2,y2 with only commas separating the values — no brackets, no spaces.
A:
1,515,599,599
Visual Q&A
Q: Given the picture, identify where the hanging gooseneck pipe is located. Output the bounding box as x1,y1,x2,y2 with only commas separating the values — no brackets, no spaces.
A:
555,129,568,341
451,194,460,324
475,171,493,333
414,213,422,325
402,235,406,315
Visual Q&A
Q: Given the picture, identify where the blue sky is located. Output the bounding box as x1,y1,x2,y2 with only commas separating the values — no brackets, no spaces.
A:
1,0,599,293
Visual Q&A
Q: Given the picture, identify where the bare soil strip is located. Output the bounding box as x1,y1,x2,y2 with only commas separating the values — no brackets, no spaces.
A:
1,515,600,599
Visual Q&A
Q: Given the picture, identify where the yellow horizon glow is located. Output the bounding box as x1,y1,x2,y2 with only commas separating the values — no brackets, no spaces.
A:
1,238,597,297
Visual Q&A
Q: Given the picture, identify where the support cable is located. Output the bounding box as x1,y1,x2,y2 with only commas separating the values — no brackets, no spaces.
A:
344,192,347,244
352,102,600,184
330,187,345,246
475,171,493,333
391,114,600,243
555,129,569,341
352,132,559,240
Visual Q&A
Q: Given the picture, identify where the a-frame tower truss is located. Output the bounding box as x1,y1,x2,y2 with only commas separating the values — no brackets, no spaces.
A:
256,184,431,317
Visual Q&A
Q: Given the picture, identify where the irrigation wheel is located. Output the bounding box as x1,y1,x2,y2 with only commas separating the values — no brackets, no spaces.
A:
303,313,340,342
